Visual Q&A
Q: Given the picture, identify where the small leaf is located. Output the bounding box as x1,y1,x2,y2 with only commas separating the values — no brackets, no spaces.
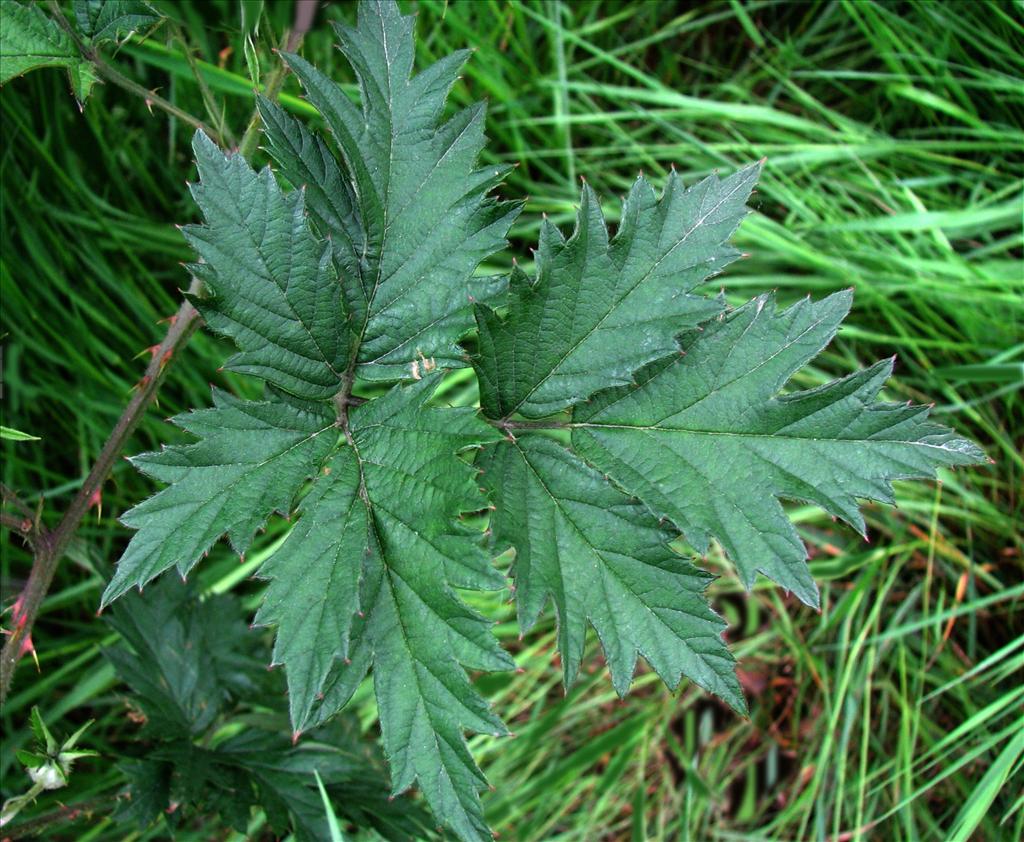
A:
73,0,160,44
14,750,48,769
29,707,58,755
0,426,40,441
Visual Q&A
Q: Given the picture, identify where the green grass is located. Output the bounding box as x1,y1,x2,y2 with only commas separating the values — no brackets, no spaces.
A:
2,1,1022,840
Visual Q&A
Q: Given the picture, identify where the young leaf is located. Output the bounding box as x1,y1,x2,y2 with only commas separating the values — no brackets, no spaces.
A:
571,292,987,606
480,436,744,709
73,0,160,44
264,0,520,380
473,166,758,419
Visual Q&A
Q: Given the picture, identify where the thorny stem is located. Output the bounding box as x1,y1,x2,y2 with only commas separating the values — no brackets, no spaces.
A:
0,512,37,549
0,3,320,704
46,1,219,141
2,794,123,838
0,290,201,702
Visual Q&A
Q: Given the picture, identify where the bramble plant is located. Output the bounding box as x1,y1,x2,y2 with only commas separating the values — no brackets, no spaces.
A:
0,1,990,840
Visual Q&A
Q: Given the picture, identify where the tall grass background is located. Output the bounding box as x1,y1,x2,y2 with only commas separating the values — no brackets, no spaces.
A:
1,1,1021,839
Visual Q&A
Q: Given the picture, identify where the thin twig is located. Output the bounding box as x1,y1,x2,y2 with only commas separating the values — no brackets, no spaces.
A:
46,1,219,142
237,0,319,160
3,793,123,839
169,21,235,146
0,513,36,546
0,484,35,519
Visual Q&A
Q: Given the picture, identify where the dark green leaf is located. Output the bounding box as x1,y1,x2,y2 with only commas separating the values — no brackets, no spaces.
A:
473,166,758,418
257,376,509,841
105,579,260,736
481,436,744,709
184,131,353,400
267,0,519,380
101,390,335,604
572,292,987,606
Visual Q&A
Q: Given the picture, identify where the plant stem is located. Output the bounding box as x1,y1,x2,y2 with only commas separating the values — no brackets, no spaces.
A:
0,2,320,704
46,1,219,141
0,290,201,702
237,0,319,160
2,794,122,837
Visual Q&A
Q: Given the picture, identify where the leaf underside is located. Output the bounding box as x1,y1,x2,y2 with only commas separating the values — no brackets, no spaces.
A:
105,1,985,839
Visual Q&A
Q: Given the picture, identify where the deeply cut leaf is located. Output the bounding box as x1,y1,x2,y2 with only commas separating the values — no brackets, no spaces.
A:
104,578,258,737
102,390,335,605
264,0,519,380
572,291,987,606
473,166,758,418
481,436,744,710
257,377,510,841
184,131,352,400
104,2,986,839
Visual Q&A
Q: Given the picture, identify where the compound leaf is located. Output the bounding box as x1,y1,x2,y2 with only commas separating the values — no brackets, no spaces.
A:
102,390,335,606
481,436,744,710
473,166,758,419
103,3,986,840
572,291,987,606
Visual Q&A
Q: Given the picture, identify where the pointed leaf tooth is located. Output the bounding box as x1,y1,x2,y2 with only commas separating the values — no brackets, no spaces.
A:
573,292,985,607
481,436,745,712
473,165,757,418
